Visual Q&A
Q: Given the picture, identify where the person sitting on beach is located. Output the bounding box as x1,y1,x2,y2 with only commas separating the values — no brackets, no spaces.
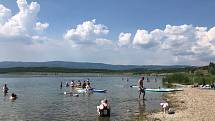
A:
211,81,215,89
2,84,9,93
97,99,110,117
70,81,76,87
10,93,17,100
82,81,87,89
202,80,206,87
138,77,145,99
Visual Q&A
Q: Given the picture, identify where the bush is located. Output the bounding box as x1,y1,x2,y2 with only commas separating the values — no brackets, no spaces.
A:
163,73,191,84
194,75,215,85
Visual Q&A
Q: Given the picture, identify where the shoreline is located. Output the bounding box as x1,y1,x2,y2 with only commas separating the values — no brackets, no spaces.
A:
147,86,215,121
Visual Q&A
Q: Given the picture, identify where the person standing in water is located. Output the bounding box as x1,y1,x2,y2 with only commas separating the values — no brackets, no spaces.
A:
2,84,9,93
138,77,145,99
65,82,69,87
60,81,63,89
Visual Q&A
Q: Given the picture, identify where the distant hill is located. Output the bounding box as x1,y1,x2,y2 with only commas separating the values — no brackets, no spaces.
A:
0,61,190,70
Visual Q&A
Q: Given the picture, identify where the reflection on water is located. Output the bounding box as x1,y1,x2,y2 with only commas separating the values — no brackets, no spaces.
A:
134,100,147,121
0,75,164,121
97,117,111,121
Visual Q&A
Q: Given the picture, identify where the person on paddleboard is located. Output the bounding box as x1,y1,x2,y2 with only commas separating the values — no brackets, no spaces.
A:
138,77,145,99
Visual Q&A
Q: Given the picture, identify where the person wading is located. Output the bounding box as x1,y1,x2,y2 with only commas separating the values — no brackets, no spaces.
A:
138,77,145,99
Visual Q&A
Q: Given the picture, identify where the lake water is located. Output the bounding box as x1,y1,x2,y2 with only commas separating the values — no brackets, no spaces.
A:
0,75,164,121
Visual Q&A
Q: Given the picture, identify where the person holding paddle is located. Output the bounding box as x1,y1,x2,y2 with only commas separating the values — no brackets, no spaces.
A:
138,77,145,99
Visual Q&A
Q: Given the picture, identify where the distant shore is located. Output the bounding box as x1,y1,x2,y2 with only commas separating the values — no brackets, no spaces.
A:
0,72,140,77
147,86,215,121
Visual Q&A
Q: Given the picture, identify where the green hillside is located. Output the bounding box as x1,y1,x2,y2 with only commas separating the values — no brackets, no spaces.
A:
163,62,215,85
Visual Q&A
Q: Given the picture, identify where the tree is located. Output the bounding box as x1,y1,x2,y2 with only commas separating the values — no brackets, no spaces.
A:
208,62,215,75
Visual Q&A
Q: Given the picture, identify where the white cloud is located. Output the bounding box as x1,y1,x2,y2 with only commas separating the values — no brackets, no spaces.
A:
64,19,109,44
118,32,131,46
0,0,48,39
35,22,49,31
95,38,113,46
0,5,11,25
161,25,196,55
207,27,215,41
0,0,215,65
133,29,162,48
130,24,215,65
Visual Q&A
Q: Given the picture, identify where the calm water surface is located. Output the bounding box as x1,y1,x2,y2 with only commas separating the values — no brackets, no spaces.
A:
0,75,164,121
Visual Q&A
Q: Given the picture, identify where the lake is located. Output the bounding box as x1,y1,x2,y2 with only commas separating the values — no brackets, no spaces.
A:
0,75,164,121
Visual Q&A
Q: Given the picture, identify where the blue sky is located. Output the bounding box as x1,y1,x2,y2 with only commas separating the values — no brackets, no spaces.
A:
0,0,215,65
2,0,215,38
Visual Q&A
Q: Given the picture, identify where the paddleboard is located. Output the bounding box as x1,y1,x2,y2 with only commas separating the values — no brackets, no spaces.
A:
130,85,183,92
64,92,73,95
76,89,107,93
145,88,183,92
64,92,79,97
130,85,138,88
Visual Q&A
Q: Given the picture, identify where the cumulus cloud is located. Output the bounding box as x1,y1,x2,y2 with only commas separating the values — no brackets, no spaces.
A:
1,0,215,65
118,32,131,46
0,0,48,39
133,29,163,48
95,38,113,46
0,5,11,25
207,27,215,41
161,25,215,61
130,24,215,65
64,19,109,44
35,22,49,31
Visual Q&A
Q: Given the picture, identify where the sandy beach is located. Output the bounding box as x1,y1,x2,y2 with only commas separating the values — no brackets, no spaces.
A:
147,86,215,121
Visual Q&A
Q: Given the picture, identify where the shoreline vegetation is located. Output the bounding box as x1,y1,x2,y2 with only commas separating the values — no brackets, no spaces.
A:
147,62,215,121
147,86,215,121
163,62,215,86
0,66,195,75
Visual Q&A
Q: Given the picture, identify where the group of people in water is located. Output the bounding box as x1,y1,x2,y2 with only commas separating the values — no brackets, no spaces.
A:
2,83,17,100
60,79,111,117
2,76,146,117
61,80,93,90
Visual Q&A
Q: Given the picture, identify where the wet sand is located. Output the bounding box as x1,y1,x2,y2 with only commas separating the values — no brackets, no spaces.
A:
147,86,215,121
